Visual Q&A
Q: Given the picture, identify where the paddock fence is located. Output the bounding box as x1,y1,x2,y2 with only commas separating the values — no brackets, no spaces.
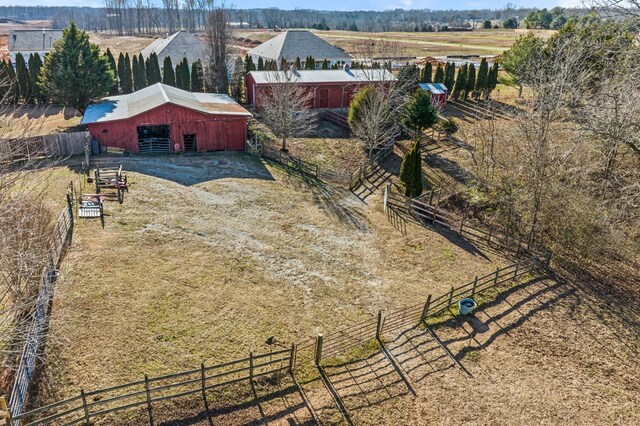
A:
0,131,89,162
348,140,395,191
247,136,320,178
11,346,296,426
8,197,75,424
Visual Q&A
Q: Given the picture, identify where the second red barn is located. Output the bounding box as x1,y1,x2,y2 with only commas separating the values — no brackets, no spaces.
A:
245,66,396,110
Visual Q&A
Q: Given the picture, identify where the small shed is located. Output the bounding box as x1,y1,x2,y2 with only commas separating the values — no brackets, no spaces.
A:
419,83,448,108
81,83,252,154
246,67,396,109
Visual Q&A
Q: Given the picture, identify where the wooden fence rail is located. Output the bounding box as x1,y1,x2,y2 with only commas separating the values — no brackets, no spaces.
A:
0,132,89,162
12,346,295,426
348,141,395,191
247,137,320,178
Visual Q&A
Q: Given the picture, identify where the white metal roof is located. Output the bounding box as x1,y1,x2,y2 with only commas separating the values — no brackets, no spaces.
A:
248,68,396,85
419,83,448,95
81,83,251,124
248,30,351,62
140,31,206,64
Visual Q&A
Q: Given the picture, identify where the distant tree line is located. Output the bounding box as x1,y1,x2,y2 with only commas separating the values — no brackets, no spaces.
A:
0,5,586,34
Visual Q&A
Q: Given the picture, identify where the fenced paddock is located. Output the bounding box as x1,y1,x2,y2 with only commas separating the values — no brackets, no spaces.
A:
348,140,395,191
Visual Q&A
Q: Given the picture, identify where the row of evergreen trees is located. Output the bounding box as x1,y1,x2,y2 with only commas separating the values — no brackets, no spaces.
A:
244,55,341,72
418,59,499,101
0,53,47,104
104,49,206,95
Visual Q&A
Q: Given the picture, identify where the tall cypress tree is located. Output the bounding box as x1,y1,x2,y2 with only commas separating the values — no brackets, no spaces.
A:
295,57,301,69
191,60,204,92
433,64,444,83
104,49,118,95
465,63,476,100
117,52,131,94
257,56,264,70
0,61,7,102
475,58,489,100
14,53,31,102
29,53,45,103
138,53,147,89
123,53,133,93
321,59,328,69
5,59,19,104
399,140,423,198
132,54,140,91
146,53,161,85
444,62,456,93
244,55,255,72
163,56,175,86
451,64,467,101
229,56,244,101
421,62,432,83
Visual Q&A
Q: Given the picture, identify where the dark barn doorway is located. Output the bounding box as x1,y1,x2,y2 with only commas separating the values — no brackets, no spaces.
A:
183,134,197,152
137,125,171,153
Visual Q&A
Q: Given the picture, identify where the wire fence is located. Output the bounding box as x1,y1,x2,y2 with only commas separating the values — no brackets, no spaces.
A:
9,197,74,423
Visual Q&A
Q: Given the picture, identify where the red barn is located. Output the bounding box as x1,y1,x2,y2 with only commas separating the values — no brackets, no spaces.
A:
245,67,396,109
81,83,252,154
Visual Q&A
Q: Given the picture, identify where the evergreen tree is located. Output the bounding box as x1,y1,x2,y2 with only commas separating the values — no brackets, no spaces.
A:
295,57,301,69
138,53,147,89
402,89,439,142
244,55,256,72
117,52,132,94
444,62,456,93
104,48,118,95
0,61,8,102
191,60,204,92
15,53,31,102
433,64,444,83
229,56,245,101
321,59,328,70
5,60,19,104
163,56,175,86
451,64,467,101
465,63,476,100
39,22,115,113
399,140,423,197
280,58,287,70
475,57,489,100
421,62,432,83
146,53,161,85
132,54,141,91
124,53,132,92
257,56,264,70
29,53,45,103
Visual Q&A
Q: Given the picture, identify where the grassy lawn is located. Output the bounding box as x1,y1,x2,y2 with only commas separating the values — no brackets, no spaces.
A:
44,153,506,400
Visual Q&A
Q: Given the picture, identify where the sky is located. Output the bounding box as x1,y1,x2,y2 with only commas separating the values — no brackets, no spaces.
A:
0,0,583,11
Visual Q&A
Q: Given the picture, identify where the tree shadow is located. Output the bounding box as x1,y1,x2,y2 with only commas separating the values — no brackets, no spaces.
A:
424,154,475,186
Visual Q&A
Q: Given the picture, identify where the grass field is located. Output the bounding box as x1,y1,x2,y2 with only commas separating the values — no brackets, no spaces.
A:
43,152,507,402
236,28,555,58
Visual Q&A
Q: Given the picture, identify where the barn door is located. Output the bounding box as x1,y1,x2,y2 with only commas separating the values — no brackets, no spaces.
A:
183,134,197,152
317,88,329,108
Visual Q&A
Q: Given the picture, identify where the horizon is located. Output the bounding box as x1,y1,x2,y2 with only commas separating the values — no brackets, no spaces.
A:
0,0,584,12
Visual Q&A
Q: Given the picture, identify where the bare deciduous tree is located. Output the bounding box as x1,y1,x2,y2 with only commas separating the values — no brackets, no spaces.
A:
204,2,231,94
258,70,318,152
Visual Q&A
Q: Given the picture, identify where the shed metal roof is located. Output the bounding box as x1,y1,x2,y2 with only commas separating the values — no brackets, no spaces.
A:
248,68,395,85
419,83,448,95
8,30,63,52
140,31,206,64
248,30,351,62
81,83,251,124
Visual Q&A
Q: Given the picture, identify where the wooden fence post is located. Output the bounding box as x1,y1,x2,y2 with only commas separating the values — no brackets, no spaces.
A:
514,258,520,279
81,389,90,425
383,185,389,212
144,375,154,426
448,287,454,307
428,189,434,205
376,311,383,340
472,276,478,296
459,217,464,233
249,352,254,383
314,334,324,366
200,363,207,400
289,343,296,374
421,294,432,321
493,266,499,287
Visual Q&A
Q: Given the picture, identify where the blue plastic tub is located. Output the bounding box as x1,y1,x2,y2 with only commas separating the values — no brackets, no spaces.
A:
459,298,478,315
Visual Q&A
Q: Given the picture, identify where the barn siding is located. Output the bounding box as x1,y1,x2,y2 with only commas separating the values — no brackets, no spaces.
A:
247,79,388,110
87,103,247,153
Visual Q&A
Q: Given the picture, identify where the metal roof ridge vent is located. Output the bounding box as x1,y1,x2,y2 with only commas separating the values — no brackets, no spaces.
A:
158,82,170,104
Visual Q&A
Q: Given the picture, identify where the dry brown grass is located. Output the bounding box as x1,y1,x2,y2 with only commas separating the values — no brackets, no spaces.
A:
43,153,506,402
0,105,82,138
88,33,156,57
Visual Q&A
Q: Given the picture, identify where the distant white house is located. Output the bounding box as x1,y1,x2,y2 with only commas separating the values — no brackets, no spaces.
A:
8,29,63,63
248,30,351,70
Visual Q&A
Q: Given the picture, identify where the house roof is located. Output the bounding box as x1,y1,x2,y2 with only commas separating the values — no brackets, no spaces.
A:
247,68,396,85
140,31,206,64
248,30,351,62
419,83,448,95
8,30,63,52
81,83,251,125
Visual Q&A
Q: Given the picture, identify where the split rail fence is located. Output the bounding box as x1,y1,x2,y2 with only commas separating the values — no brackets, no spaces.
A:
348,140,395,191
247,137,320,178
8,198,75,424
11,346,296,426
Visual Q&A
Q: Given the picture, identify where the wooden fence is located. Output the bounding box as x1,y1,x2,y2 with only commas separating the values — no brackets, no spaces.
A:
247,136,320,178
348,140,395,191
0,132,89,162
383,185,536,258
9,198,74,424
324,110,349,129
12,346,295,426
